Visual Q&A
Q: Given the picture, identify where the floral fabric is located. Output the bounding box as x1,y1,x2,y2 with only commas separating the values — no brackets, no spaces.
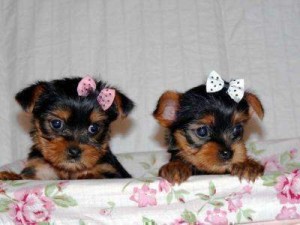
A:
0,138,300,225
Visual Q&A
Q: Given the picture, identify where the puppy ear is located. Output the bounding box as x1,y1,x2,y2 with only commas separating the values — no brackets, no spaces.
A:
104,89,134,121
244,92,264,120
113,90,135,118
153,91,181,127
15,82,47,113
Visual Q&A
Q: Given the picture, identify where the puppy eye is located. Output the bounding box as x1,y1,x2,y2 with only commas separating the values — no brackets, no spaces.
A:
88,124,100,134
50,119,63,130
196,126,209,138
233,124,243,138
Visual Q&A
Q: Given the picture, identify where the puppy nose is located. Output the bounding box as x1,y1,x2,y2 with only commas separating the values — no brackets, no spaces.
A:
219,149,233,160
67,147,82,159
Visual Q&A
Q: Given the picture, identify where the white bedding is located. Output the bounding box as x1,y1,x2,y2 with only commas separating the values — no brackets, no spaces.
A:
1,1,300,169
0,138,300,224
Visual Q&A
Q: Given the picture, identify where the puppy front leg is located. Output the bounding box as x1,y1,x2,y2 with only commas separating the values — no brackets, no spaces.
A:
20,158,58,180
230,158,264,182
159,161,192,184
0,171,23,180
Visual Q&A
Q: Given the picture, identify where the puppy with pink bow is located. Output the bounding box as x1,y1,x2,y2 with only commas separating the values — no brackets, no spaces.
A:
0,76,134,180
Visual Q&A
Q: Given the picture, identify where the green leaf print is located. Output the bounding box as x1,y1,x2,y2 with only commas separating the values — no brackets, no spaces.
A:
237,210,242,223
79,219,86,225
242,208,255,221
38,222,51,225
5,181,28,187
261,173,281,186
209,200,224,208
196,193,210,201
142,216,157,225
280,152,291,165
166,191,173,204
45,183,57,197
181,210,197,223
209,181,216,196
107,201,115,208
140,162,151,170
53,195,77,207
247,143,265,155
0,198,12,212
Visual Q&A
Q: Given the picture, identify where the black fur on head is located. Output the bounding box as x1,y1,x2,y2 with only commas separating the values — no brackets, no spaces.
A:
172,85,249,130
15,77,134,121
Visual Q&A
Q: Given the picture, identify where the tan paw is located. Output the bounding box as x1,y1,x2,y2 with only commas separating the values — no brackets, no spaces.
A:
0,171,22,180
231,159,264,182
159,161,192,184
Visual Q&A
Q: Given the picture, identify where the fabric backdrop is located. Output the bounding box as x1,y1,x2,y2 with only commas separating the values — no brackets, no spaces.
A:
0,0,300,166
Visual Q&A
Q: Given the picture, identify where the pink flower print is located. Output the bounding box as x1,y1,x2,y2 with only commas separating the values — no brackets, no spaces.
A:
242,185,252,194
276,206,300,220
227,193,243,212
130,184,157,207
9,187,54,225
170,218,189,225
290,148,298,159
262,155,284,173
170,218,203,225
275,169,300,204
99,209,110,216
205,209,228,225
158,179,172,193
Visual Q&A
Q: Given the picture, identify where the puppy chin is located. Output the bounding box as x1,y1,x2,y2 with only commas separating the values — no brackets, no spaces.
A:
194,159,230,174
56,160,87,172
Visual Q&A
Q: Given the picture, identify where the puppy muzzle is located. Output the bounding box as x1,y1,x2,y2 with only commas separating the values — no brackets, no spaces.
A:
219,149,233,161
67,147,82,160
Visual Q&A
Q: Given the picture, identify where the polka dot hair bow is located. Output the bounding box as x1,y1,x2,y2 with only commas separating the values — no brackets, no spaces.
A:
77,76,115,111
206,71,245,103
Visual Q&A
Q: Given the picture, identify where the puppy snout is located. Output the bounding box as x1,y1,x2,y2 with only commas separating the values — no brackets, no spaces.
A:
67,147,82,159
219,149,233,161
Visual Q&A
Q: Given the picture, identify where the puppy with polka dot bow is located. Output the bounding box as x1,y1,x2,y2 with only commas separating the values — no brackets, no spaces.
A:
0,76,134,180
153,71,264,184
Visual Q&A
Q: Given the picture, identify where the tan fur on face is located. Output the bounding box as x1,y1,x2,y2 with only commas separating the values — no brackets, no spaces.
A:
199,114,215,126
174,130,197,153
57,163,116,179
90,110,107,123
188,115,216,130
37,135,106,172
31,111,108,173
232,111,249,125
51,108,71,121
231,142,247,163
174,130,248,174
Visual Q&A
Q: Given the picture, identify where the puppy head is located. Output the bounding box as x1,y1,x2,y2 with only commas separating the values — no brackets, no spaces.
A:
153,84,264,173
16,77,134,172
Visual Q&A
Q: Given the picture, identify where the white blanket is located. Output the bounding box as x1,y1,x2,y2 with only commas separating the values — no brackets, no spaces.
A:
1,0,300,168
0,138,300,224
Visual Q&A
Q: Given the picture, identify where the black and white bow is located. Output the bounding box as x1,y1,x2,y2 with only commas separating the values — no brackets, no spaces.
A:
206,71,244,103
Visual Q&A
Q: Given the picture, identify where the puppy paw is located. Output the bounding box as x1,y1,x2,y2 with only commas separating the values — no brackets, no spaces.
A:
231,159,264,182
0,171,23,180
159,161,192,184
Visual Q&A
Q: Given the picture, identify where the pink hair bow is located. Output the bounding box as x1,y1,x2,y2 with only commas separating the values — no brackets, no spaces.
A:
77,76,115,111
